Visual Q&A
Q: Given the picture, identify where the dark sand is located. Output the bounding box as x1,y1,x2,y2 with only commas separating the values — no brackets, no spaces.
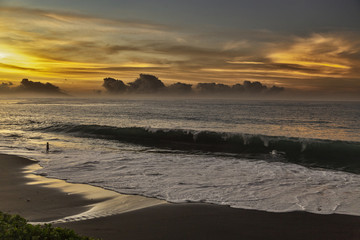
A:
1,153,360,240
58,203,360,240
0,154,103,222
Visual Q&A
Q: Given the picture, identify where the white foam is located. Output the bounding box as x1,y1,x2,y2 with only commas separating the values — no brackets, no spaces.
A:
26,143,360,217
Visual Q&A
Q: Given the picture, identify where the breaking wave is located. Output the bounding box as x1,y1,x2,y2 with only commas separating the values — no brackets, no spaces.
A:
36,123,360,174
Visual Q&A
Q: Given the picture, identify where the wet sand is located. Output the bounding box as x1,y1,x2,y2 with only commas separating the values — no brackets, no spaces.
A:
58,203,360,240
0,153,163,223
1,153,360,240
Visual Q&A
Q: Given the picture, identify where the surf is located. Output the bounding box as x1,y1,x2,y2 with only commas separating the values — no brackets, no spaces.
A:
36,123,360,174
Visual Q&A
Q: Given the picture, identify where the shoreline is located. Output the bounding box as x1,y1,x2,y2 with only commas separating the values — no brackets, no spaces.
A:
0,153,164,223
1,153,360,239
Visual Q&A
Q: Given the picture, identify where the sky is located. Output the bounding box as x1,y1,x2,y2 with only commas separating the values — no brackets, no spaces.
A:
0,0,360,96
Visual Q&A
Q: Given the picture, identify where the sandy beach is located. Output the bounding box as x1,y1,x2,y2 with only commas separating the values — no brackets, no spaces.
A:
1,153,360,240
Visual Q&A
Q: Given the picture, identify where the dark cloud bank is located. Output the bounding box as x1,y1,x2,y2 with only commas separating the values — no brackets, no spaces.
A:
0,79,66,95
1,74,284,97
103,74,284,96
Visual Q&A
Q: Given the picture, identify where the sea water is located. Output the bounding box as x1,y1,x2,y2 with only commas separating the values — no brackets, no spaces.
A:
0,97,360,216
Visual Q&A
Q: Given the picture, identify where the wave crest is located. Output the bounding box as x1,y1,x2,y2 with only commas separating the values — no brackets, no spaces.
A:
36,124,360,173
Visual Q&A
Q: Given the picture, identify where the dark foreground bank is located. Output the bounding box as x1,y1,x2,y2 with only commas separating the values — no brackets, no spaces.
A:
57,203,360,240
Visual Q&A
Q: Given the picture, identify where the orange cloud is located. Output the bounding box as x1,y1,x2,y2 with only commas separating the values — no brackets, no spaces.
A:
268,34,354,75
0,6,359,95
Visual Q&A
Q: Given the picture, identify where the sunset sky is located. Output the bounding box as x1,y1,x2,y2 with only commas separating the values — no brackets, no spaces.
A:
0,0,360,95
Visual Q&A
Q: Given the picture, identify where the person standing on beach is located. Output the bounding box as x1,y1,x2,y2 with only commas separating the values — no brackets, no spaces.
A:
46,142,49,153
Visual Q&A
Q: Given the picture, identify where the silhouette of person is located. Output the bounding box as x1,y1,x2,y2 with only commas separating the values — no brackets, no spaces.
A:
46,142,49,153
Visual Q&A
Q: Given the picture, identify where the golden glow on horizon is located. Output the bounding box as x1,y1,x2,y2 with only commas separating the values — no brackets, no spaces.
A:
0,6,359,94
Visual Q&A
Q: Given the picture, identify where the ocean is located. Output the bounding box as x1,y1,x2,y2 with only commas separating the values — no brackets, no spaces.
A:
1,97,360,216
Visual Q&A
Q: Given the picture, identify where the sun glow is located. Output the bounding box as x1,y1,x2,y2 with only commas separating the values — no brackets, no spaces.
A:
0,47,36,68
0,49,15,61
0,52,8,59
